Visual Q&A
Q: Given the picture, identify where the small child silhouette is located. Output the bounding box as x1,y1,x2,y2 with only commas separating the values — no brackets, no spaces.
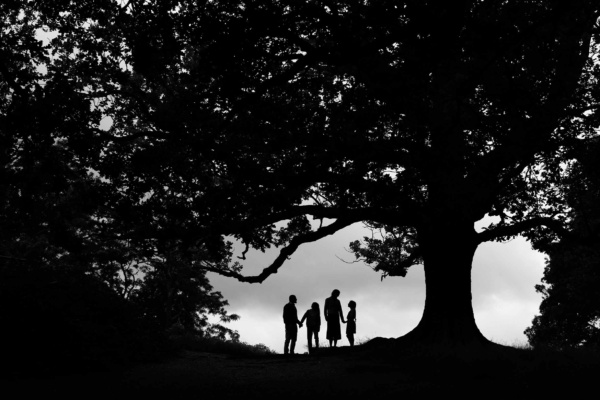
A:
300,302,321,353
346,300,356,347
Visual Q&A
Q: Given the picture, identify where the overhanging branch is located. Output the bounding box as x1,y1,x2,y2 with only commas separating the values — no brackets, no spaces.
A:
206,217,358,283
477,217,570,243
221,203,422,235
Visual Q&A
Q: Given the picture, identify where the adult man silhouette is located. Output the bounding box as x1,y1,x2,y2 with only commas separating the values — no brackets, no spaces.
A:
283,294,302,354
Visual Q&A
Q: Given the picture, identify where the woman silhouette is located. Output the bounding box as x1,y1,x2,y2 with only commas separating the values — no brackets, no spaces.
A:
324,289,345,347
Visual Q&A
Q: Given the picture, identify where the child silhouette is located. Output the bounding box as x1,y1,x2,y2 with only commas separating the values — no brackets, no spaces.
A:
346,300,356,347
300,302,321,353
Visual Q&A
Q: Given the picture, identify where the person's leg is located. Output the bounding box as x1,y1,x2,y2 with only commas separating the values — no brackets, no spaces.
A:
284,326,290,354
314,332,319,348
290,327,298,354
307,329,313,352
348,334,354,346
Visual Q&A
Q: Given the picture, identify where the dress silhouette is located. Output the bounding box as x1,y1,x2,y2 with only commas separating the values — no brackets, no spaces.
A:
324,289,345,347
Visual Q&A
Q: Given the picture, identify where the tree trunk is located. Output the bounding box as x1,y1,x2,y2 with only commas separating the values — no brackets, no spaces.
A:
399,220,490,347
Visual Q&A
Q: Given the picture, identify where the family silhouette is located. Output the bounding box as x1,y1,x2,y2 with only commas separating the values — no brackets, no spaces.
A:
283,289,357,354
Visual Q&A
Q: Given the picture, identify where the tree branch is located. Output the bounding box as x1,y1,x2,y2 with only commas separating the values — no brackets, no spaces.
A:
0,254,30,263
220,203,422,235
564,103,600,117
205,218,359,283
477,217,570,243
94,128,167,143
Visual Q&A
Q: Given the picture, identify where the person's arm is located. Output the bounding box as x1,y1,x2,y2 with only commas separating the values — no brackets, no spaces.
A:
283,305,287,323
300,311,307,325
339,301,346,323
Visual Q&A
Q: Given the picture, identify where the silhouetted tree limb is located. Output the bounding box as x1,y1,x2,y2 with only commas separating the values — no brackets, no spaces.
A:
220,203,423,236
206,218,358,283
477,217,571,244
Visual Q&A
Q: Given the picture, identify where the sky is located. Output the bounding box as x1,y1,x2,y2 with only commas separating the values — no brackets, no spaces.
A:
207,217,547,354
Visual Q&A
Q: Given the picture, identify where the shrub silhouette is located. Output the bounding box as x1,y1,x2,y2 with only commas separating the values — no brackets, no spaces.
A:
0,263,167,377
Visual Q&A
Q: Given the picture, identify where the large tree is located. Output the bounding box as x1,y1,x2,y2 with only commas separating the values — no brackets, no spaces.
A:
13,1,600,346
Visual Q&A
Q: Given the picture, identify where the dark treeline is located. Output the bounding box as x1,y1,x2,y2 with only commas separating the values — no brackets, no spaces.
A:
525,138,600,349
1,2,239,377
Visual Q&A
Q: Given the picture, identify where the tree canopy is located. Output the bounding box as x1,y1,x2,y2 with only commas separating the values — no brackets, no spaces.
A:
0,0,239,348
3,1,600,346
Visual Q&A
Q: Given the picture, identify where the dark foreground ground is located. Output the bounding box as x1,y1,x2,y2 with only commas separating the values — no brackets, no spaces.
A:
3,338,600,398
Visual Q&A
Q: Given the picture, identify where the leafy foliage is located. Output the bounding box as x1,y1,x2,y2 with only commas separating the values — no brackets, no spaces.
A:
131,242,240,341
0,262,166,377
0,1,240,365
349,223,420,279
526,139,600,348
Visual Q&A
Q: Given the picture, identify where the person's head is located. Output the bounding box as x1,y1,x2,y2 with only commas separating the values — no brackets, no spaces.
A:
311,302,319,311
332,289,340,298
289,295,297,303
348,300,356,309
